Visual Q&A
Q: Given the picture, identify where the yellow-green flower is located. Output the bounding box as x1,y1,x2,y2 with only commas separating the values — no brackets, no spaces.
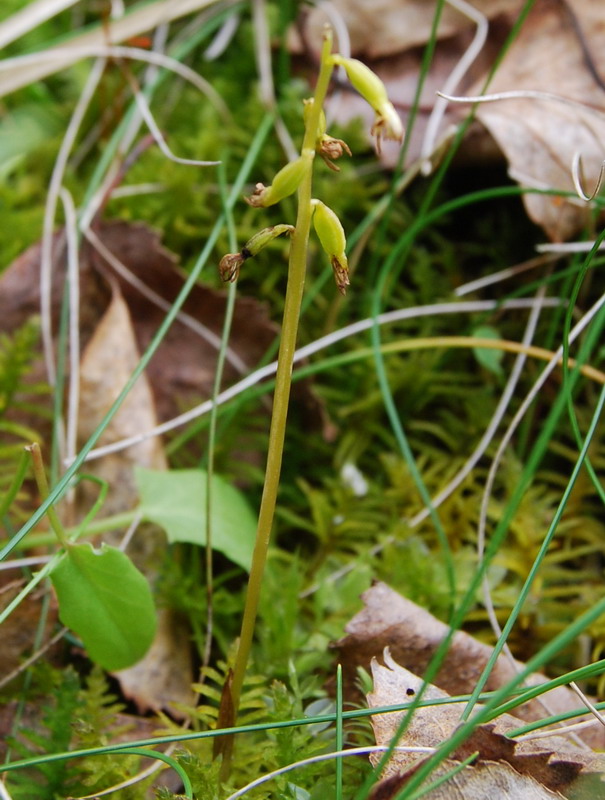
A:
311,199,349,294
245,152,312,208
330,55,403,152
219,224,295,282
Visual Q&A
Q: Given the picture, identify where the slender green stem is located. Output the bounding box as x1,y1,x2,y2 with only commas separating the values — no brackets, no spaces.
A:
229,29,334,717
0,449,30,522
336,664,343,800
18,510,137,550
203,159,239,668
26,443,68,548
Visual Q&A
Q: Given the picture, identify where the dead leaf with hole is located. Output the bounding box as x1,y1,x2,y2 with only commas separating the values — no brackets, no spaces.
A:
367,650,605,799
334,582,605,749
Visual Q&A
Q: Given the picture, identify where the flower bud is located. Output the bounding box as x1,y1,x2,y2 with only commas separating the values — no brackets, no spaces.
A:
311,199,350,294
245,152,311,208
219,224,295,282
330,55,403,153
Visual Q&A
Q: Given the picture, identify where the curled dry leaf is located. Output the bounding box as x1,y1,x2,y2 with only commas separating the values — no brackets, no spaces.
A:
470,0,605,241
368,650,605,799
77,221,280,424
334,582,605,749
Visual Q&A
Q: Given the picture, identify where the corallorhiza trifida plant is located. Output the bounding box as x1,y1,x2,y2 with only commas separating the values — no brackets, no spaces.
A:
217,27,404,735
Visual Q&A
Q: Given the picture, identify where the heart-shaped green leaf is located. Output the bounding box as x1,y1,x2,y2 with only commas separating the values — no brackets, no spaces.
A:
50,543,156,671
135,467,256,571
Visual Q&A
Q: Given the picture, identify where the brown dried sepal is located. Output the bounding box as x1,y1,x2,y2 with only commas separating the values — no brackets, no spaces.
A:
244,182,269,208
319,135,352,172
331,256,350,295
219,252,245,282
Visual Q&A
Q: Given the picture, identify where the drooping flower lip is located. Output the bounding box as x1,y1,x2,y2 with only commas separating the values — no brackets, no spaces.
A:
371,100,404,153
329,55,404,154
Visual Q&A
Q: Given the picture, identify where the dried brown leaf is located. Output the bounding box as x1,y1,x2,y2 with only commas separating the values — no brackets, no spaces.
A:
334,582,605,749
0,221,278,412
77,286,167,515
368,651,605,799
471,0,605,241
87,221,278,424
291,0,523,59
115,608,196,717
